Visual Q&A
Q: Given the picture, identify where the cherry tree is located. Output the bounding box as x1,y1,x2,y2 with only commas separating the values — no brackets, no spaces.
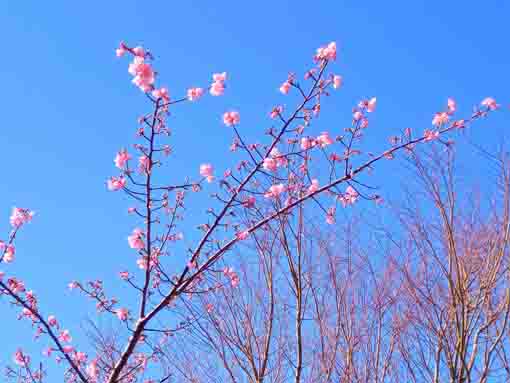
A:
0,40,503,383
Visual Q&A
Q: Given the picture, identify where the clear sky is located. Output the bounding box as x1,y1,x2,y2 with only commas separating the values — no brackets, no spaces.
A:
0,0,508,377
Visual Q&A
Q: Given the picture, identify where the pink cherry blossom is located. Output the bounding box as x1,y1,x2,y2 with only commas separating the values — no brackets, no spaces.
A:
14,349,30,366
424,130,440,141
59,330,72,343
116,308,129,321
107,176,126,191
114,149,131,169
223,111,240,127
86,360,99,380
187,87,204,101
432,112,449,126
447,98,456,114
333,75,343,89
68,281,79,290
128,228,145,250
301,137,315,150
481,97,498,110
263,157,278,172
115,43,127,57
48,315,59,327
243,196,256,208
10,207,34,228
326,207,336,225
236,230,250,240
213,72,227,82
339,186,359,207
210,72,227,96
353,111,363,121
210,81,225,96
280,81,291,94
270,106,283,119
119,271,130,280
74,351,87,363
315,42,337,61
3,245,15,263
128,56,155,92
8,278,25,293
200,163,214,183
367,97,377,112
270,148,288,167
308,179,320,193
63,345,74,354
132,46,145,58
316,132,334,147
265,184,286,198
152,87,170,103
138,155,150,173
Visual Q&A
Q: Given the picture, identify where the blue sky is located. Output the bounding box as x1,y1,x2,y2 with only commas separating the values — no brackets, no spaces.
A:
0,0,508,377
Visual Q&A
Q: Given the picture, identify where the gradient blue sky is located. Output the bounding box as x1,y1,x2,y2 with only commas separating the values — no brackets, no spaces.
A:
0,0,508,376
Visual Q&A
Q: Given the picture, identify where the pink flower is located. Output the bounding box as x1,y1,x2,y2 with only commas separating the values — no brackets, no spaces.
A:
315,42,337,61
447,98,456,114
59,330,72,343
138,155,150,173
210,81,225,96
119,271,130,280
200,163,214,182
316,132,334,147
74,351,87,363
187,87,204,101
280,81,291,94
263,157,277,172
152,87,170,103
326,207,336,225
243,196,256,208
10,207,34,228
265,183,286,198
132,46,145,58
270,106,283,119
213,72,227,82
14,349,30,366
107,176,126,191
63,345,74,354
301,137,315,150
210,72,227,96
236,230,250,240
424,130,440,141
223,267,240,287
86,360,99,380
206,303,214,313
128,228,145,250
481,97,498,110
114,149,131,169
432,112,449,126
116,308,129,321
48,315,58,327
115,43,127,57
353,111,363,121
270,148,288,167
128,56,155,92
339,186,359,207
68,281,79,290
223,111,240,127
3,245,15,263
333,75,343,89
367,97,377,112
308,179,320,193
